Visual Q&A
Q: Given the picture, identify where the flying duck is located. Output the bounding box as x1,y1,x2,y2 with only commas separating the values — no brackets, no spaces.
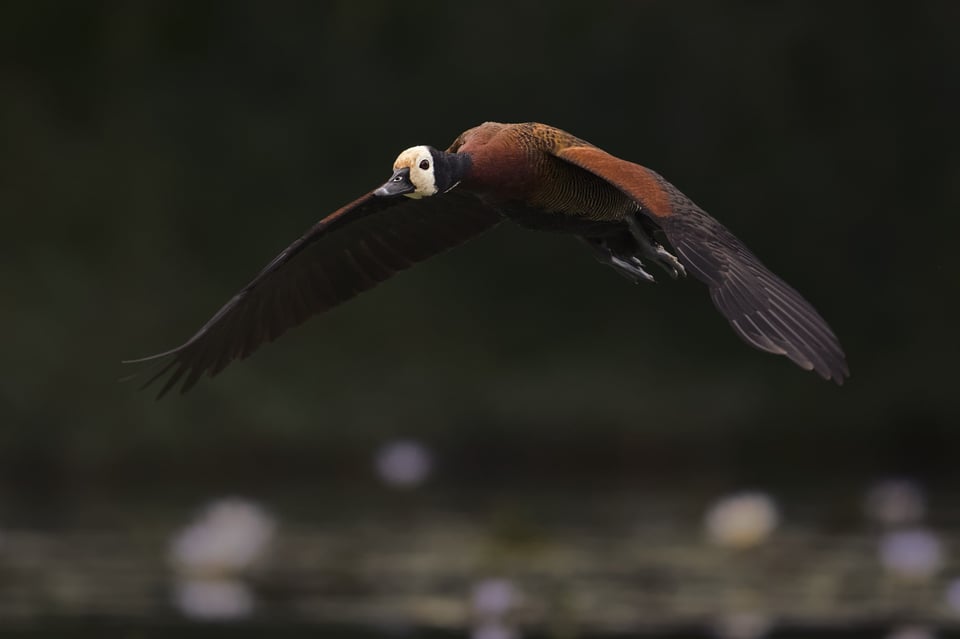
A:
130,122,848,396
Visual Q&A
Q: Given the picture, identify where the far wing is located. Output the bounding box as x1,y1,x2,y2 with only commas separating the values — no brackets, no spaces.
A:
555,145,849,383
130,190,501,397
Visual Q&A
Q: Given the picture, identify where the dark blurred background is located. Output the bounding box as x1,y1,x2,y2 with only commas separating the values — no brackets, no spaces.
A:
2,2,959,637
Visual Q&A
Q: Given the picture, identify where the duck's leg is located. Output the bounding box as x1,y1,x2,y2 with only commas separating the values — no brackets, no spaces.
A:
626,214,686,279
581,237,656,284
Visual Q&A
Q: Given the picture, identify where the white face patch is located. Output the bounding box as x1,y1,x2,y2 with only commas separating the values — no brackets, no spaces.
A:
392,145,437,199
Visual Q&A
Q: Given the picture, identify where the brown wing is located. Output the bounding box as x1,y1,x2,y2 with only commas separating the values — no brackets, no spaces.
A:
129,190,501,397
555,145,849,384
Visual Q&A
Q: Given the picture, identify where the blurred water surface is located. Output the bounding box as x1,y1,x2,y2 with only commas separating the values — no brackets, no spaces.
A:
2,481,960,638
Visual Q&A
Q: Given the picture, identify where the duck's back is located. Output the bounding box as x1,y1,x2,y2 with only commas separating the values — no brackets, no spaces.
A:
449,122,639,226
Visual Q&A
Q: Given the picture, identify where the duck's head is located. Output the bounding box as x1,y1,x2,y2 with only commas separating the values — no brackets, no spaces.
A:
374,145,469,199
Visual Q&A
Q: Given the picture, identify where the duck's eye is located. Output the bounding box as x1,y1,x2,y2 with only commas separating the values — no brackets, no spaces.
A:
419,159,430,170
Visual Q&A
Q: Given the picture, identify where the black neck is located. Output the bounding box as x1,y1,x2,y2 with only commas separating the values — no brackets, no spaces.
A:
429,147,472,193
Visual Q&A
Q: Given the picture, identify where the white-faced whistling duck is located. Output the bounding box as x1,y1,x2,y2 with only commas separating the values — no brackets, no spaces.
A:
129,122,849,397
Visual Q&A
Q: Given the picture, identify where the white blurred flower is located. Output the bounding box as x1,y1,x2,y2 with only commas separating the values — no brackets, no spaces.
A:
879,528,943,580
375,439,432,488
704,492,780,549
865,478,926,527
169,497,276,577
471,621,519,639
471,578,519,618
712,612,774,639
173,578,253,621
944,578,960,613
886,625,936,639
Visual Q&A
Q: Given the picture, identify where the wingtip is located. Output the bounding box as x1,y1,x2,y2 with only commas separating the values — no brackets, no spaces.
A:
815,356,850,386
831,362,851,386
121,349,178,366
826,370,847,386
118,351,182,399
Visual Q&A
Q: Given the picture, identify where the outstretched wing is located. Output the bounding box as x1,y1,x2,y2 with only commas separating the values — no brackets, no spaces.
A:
554,145,849,384
129,190,501,397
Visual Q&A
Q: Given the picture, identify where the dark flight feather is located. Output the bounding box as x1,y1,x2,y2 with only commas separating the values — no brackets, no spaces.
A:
550,145,848,383
659,207,848,383
128,190,501,397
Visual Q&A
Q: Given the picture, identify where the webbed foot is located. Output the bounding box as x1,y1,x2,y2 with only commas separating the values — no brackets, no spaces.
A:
626,215,686,279
582,237,657,284
609,255,656,284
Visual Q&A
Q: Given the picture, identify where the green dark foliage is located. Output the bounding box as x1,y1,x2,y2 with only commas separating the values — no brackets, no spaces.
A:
1,1,958,490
